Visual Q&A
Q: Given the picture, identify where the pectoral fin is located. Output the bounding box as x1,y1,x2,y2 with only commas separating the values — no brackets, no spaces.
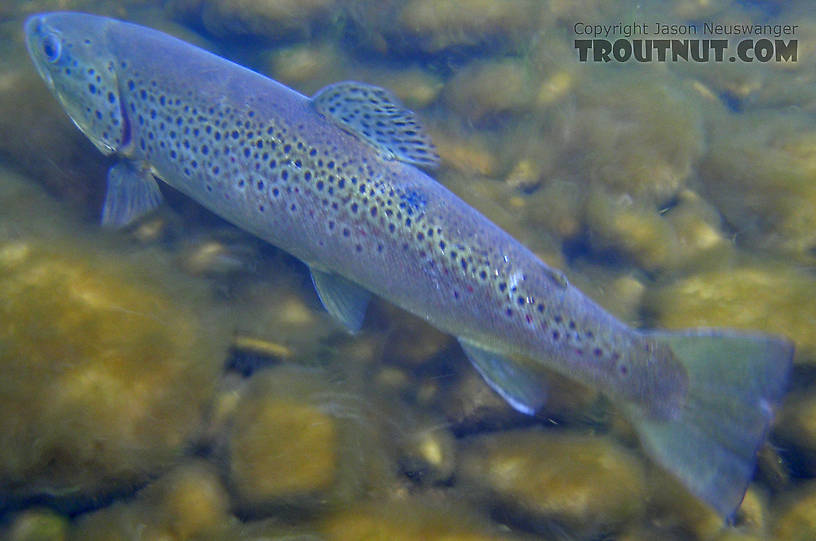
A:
458,338,548,415
101,161,163,228
310,268,371,334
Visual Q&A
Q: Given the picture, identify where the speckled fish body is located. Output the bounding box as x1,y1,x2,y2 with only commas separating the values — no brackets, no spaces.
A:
26,12,793,519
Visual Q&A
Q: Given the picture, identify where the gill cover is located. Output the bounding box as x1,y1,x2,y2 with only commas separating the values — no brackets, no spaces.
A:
24,12,126,154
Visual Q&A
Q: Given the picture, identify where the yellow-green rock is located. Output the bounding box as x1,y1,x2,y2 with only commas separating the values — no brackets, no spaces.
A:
648,464,767,541
662,189,731,270
445,59,535,121
459,429,646,536
168,0,337,39
153,461,231,539
228,271,338,365
566,72,704,205
0,44,107,213
772,481,816,541
70,460,233,541
381,308,454,366
397,0,541,53
263,42,346,92
0,238,226,498
371,67,444,109
5,509,68,541
231,398,339,499
0,170,228,504
700,110,816,263
776,391,816,474
645,263,816,363
321,496,509,541
226,366,393,511
585,187,681,271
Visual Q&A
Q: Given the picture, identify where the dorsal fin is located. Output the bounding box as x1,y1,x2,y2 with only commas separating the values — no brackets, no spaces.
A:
311,81,440,168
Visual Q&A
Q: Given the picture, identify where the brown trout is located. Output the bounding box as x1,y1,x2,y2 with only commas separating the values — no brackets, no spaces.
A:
25,11,793,518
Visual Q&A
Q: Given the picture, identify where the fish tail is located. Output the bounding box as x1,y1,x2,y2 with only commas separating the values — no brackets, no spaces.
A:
625,329,793,520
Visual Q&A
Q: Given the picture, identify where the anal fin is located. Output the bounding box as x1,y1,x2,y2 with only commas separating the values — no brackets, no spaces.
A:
311,268,371,334
458,338,548,415
101,161,163,228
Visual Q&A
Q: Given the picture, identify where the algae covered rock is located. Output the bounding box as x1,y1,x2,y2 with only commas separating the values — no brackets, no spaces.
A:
224,366,393,512
70,460,233,540
699,110,816,263
565,72,705,205
444,59,536,121
4,509,68,541
645,263,815,363
397,0,541,54
0,169,228,506
458,429,647,536
321,495,508,541
776,391,816,474
0,44,108,216
772,481,816,541
585,187,681,271
168,0,337,39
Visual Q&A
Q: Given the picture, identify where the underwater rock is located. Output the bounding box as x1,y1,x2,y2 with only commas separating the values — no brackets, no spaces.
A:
772,480,816,541
433,134,499,177
0,45,107,216
564,263,647,326
645,263,816,364
661,189,731,270
776,391,816,474
585,186,682,271
459,428,646,537
646,465,768,541
230,397,338,500
321,495,509,541
584,185,729,274
699,109,816,263
228,272,338,365
0,169,228,506
443,368,524,431
0,171,229,508
224,366,393,512
263,42,346,93
396,0,541,53
504,159,544,193
563,72,704,205
522,179,585,240
168,0,337,39
444,59,535,122
178,236,259,277
398,425,457,485
154,461,231,539
70,460,233,540
4,508,68,541
370,67,444,110
381,308,454,366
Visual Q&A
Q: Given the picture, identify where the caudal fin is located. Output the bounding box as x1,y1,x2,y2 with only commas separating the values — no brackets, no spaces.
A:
625,329,793,519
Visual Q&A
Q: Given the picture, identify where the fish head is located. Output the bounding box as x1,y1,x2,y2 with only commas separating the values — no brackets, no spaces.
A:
25,12,127,155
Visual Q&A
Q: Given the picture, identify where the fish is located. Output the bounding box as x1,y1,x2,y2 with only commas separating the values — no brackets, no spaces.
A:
24,11,793,519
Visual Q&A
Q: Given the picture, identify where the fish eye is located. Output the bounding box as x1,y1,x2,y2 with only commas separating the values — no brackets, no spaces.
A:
41,33,61,63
